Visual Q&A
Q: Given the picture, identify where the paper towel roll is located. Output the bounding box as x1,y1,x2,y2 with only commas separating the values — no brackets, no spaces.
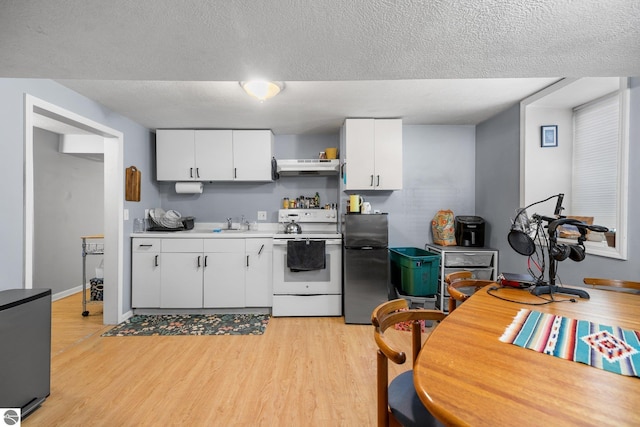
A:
175,182,203,194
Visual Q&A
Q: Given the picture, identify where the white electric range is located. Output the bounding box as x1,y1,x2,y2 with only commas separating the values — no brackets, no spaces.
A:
272,209,343,317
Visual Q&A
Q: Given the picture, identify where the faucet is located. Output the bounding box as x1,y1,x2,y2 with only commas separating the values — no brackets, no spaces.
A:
226,217,232,230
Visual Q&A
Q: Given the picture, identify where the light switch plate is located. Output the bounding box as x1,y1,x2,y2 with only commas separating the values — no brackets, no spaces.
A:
124,208,129,221
257,211,267,221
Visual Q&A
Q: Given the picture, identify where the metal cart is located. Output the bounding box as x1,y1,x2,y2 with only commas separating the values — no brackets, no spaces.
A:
81,234,104,317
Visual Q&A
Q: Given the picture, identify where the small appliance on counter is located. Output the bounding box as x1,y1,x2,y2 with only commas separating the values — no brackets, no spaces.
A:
455,216,485,247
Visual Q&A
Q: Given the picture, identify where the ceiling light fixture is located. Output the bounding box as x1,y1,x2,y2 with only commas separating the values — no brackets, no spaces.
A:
240,80,284,101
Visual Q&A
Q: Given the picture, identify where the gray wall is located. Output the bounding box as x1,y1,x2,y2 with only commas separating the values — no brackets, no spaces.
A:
476,77,640,283
33,128,104,295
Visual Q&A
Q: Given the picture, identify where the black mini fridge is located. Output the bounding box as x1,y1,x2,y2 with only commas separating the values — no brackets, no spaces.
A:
0,288,51,418
343,213,390,324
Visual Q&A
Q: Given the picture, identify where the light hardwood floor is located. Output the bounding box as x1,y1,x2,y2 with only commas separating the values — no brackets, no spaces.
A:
25,292,423,426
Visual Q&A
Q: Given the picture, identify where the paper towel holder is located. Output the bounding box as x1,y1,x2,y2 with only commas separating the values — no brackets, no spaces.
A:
175,181,204,194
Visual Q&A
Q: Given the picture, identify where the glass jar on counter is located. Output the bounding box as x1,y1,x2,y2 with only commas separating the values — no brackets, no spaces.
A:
283,197,289,209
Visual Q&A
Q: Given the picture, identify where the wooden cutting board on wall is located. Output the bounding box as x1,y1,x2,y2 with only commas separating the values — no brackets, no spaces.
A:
125,166,141,201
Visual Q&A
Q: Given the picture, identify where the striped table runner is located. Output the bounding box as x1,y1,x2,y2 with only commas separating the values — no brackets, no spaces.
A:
500,309,640,377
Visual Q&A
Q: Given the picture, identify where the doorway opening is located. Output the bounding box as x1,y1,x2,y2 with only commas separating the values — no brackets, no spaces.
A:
24,95,124,324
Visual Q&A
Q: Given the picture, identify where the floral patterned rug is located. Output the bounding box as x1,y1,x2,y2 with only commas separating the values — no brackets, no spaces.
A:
102,313,270,336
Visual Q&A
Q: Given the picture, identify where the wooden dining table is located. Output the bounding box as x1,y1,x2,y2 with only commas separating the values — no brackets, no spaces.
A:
414,285,640,426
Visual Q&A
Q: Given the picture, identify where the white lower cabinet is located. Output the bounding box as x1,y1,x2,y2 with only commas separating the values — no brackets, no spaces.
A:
245,239,273,307
131,239,161,308
160,239,204,308
132,237,273,309
203,239,246,308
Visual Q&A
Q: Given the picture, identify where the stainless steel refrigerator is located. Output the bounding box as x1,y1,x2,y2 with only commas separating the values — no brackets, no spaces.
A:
343,213,390,324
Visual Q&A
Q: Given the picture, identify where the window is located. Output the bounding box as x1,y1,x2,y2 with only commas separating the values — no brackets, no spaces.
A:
572,94,619,230
520,77,629,260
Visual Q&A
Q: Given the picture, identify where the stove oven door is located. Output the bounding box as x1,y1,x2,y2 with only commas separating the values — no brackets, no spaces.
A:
272,238,342,316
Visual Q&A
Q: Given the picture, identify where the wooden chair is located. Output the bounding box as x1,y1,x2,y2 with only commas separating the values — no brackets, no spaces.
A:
583,278,640,291
372,299,445,427
445,271,494,313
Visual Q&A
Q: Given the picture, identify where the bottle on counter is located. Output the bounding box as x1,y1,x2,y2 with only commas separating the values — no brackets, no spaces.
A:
314,192,320,208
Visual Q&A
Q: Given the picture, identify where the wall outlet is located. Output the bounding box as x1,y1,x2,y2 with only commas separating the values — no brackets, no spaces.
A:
257,211,267,221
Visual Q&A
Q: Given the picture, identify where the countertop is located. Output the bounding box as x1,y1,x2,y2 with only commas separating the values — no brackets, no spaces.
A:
131,222,279,239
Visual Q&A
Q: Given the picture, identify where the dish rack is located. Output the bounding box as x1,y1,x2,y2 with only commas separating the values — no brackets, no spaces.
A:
147,208,194,231
81,235,104,317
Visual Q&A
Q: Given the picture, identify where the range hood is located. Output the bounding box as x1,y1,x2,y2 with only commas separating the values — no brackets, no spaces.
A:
276,159,340,176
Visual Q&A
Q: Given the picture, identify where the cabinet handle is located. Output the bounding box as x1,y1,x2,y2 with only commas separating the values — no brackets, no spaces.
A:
197,255,201,268
204,255,208,267
139,244,152,248
370,175,374,186
258,244,264,255
196,167,200,178
246,255,249,267
154,255,159,267
190,167,194,178
234,167,237,179
376,175,380,187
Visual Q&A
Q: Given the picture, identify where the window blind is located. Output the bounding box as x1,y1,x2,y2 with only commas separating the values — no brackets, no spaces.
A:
571,94,619,229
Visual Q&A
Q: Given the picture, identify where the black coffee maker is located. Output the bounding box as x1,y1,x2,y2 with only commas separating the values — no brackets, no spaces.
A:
455,216,485,247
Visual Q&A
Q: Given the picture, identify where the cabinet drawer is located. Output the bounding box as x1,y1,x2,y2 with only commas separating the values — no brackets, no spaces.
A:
161,239,203,253
203,239,245,252
444,252,493,267
444,267,494,280
133,239,161,252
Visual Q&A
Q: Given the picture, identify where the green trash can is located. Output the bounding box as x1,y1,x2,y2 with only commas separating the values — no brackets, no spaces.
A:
389,247,440,297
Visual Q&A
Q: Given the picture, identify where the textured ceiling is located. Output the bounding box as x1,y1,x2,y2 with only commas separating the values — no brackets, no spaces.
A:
1,1,638,134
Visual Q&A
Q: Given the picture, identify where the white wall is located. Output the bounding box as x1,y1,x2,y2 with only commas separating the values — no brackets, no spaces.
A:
524,106,573,215
33,128,104,296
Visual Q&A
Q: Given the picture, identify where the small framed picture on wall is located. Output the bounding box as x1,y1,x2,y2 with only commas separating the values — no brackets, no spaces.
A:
541,125,558,147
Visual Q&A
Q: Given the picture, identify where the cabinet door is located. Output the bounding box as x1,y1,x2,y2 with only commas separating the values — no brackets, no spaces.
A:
232,130,274,181
195,130,233,180
132,251,161,308
374,119,403,190
245,239,273,307
344,119,376,190
156,130,196,181
160,253,203,308
203,239,246,307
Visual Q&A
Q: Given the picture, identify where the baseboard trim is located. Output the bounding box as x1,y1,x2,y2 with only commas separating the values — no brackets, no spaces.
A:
52,286,84,302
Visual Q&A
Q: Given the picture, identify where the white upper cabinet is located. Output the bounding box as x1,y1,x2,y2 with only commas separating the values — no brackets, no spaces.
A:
232,130,274,181
156,129,273,182
156,129,197,181
341,118,402,191
197,130,233,180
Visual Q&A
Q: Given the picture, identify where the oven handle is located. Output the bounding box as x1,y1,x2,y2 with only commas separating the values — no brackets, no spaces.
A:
273,239,342,246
